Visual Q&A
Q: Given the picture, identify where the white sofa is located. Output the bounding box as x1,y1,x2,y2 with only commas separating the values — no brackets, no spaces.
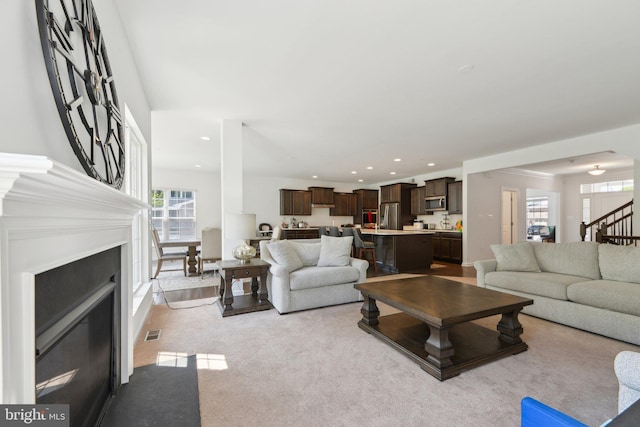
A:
474,241,640,346
260,236,369,314
615,351,640,413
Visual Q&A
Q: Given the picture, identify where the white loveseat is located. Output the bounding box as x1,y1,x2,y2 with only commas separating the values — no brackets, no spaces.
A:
260,236,369,314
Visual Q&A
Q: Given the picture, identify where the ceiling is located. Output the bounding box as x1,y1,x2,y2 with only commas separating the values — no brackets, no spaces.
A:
114,0,640,183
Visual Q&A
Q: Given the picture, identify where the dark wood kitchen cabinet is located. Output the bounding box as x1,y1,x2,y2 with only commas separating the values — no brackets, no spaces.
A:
432,232,462,264
380,183,416,203
424,177,455,197
330,192,356,216
354,189,379,224
280,189,311,216
355,189,378,209
308,187,334,206
447,181,463,214
410,186,426,216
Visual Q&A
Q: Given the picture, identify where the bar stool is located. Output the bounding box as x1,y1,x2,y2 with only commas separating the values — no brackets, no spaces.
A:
353,228,377,272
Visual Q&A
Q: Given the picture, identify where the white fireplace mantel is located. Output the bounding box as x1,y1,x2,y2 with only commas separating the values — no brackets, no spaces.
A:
0,153,148,403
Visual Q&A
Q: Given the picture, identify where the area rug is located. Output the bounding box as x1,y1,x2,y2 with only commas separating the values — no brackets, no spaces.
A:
153,269,220,292
101,354,201,427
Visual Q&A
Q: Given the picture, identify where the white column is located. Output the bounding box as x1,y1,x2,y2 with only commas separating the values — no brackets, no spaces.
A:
220,119,244,260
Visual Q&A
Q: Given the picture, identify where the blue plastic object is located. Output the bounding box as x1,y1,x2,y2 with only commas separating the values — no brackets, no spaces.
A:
521,397,588,427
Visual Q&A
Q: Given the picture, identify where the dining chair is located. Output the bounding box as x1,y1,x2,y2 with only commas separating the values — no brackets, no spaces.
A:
197,227,222,279
328,226,341,237
151,227,187,278
340,227,354,257
271,226,282,241
352,227,377,272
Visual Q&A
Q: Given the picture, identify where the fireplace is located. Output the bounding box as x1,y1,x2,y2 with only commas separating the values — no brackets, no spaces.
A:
0,153,147,412
35,247,121,426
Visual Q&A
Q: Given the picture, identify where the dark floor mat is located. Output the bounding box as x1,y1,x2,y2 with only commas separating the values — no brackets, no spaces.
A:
101,355,200,426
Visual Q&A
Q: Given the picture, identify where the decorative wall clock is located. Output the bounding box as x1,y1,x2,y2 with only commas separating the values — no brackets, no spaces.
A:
35,0,125,189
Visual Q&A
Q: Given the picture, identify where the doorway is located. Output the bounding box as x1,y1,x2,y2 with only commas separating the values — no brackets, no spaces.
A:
501,189,518,244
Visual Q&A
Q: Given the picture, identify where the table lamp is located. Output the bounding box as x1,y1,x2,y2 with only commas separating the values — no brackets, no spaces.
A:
226,213,257,264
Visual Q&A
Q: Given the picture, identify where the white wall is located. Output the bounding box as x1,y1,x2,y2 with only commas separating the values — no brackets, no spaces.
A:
153,168,222,234
1,0,151,173
462,124,640,266
151,169,375,237
465,170,562,264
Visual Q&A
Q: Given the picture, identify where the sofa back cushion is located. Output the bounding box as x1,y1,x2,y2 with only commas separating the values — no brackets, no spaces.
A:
290,241,322,266
266,240,303,272
317,235,353,267
599,244,640,284
531,241,601,280
491,242,541,272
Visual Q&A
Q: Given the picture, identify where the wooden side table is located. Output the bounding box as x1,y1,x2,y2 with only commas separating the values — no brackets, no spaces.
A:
217,258,271,317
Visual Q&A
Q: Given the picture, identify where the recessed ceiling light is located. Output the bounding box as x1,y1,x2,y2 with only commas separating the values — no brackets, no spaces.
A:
428,163,435,167
457,64,474,73
366,166,373,170
390,172,396,175
312,175,318,179
394,158,401,162
195,164,201,168
200,136,210,141
358,179,363,182
351,171,357,174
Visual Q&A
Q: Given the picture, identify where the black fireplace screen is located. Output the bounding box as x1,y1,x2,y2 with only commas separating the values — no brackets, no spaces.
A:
35,247,121,427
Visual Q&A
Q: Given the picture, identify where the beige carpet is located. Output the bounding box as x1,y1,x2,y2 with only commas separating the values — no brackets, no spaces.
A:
135,273,639,427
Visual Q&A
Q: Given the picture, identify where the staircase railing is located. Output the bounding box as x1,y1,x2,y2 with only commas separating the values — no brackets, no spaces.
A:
580,200,636,246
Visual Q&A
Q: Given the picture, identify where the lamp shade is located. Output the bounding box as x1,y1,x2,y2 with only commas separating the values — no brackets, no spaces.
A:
225,213,256,240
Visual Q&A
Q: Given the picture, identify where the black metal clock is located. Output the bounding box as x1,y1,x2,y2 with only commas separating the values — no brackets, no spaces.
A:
36,0,125,189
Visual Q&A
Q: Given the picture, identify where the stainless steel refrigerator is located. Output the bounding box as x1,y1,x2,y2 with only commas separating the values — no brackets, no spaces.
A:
380,202,400,230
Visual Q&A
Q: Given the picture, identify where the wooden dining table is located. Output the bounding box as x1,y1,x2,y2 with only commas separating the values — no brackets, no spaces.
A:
159,238,201,276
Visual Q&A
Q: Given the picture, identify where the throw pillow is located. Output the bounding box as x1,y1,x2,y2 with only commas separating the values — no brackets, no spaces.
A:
491,242,541,272
599,244,640,284
290,241,321,266
317,235,353,267
267,241,303,272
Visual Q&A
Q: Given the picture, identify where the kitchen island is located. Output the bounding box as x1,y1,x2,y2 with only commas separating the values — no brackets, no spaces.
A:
360,229,435,273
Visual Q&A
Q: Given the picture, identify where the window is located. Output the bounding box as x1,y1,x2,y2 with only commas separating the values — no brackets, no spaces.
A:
580,180,634,194
152,189,196,240
526,196,548,241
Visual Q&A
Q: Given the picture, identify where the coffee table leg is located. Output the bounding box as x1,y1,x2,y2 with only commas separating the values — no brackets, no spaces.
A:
497,309,524,345
424,325,454,369
360,294,380,326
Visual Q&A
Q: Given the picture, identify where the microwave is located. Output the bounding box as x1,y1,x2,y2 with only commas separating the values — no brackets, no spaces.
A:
425,196,446,212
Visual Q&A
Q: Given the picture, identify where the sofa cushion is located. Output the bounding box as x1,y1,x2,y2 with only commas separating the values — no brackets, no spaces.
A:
317,235,353,267
266,240,303,272
567,280,640,317
491,242,541,272
290,241,321,266
599,244,640,284
531,241,601,280
289,266,360,291
485,271,589,300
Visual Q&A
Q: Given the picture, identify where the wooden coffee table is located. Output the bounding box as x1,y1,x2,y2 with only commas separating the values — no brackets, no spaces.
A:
355,276,533,381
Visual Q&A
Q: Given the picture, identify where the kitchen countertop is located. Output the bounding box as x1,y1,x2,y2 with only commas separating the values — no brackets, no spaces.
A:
360,229,436,236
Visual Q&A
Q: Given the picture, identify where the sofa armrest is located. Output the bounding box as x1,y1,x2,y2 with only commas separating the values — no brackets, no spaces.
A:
350,258,369,283
473,259,497,288
615,351,640,413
